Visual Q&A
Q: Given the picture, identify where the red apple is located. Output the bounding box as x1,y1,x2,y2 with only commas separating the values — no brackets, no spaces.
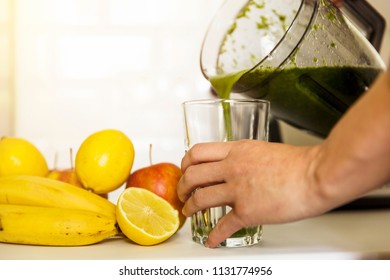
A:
48,149,83,188
47,168,83,187
48,168,108,199
126,162,186,229
48,148,108,199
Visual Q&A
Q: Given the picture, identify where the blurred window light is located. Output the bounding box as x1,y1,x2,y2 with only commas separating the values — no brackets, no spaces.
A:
54,0,101,26
57,35,152,79
0,0,9,22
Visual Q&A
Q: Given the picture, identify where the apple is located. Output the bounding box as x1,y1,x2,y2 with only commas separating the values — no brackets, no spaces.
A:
48,149,108,198
47,168,109,199
126,162,187,229
47,168,83,187
47,149,82,186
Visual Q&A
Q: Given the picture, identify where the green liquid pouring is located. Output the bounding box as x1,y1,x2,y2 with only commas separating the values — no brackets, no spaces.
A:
209,70,246,141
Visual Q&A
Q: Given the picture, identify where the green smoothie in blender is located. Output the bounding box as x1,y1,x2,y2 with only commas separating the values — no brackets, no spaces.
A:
210,65,381,136
202,0,385,137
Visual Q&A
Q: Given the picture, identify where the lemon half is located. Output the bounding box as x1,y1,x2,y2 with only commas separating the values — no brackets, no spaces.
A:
116,187,179,246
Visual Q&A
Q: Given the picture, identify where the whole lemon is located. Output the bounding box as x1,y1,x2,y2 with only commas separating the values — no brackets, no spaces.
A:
75,129,135,194
0,137,49,177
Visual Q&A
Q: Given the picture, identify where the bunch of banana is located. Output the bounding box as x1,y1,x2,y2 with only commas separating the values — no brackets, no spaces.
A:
0,175,118,246
0,204,118,246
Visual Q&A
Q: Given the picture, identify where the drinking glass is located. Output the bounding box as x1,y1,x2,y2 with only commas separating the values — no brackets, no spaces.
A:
182,99,270,247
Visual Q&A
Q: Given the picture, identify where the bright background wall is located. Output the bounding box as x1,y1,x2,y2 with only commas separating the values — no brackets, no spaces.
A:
0,0,389,201
1,0,224,168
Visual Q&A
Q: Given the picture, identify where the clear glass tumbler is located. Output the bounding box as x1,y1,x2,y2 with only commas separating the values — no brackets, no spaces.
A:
182,99,270,247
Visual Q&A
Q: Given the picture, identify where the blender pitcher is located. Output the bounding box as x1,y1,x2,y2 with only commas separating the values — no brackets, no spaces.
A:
200,0,386,137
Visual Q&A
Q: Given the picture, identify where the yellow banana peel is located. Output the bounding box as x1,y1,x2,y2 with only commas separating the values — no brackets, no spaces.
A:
0,175,116,218
0,204,118,246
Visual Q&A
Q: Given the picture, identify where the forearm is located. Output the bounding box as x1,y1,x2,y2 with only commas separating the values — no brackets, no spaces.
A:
312,68,390,208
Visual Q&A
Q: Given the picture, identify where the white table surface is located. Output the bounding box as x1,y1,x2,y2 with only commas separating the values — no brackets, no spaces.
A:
1,209,389,260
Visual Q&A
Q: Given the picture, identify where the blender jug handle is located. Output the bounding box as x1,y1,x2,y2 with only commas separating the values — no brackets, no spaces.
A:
340,0,386,51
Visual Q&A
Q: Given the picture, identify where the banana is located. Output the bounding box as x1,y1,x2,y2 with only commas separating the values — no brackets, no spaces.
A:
0,204,118,246
0,175,116,218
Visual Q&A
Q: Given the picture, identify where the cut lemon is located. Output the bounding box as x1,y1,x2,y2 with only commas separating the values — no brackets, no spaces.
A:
116,187,179,246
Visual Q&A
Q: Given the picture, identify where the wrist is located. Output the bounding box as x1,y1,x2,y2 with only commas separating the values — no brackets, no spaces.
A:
307,142,361,213
303,145,339,215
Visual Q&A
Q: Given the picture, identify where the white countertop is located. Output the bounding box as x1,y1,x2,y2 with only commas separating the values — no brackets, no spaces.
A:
1,209,389,260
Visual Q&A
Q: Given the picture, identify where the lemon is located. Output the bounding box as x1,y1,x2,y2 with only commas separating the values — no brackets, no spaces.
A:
75,129,135,194
116,187,180,246
0,137,48,177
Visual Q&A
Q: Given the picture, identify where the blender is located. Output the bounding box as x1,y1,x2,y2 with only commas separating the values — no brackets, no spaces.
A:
200,0,386,137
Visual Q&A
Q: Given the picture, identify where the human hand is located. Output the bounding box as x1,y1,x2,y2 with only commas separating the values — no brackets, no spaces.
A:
177,140,325,248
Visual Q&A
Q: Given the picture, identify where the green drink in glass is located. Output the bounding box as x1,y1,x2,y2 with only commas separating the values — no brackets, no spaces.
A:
182,99,270,247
